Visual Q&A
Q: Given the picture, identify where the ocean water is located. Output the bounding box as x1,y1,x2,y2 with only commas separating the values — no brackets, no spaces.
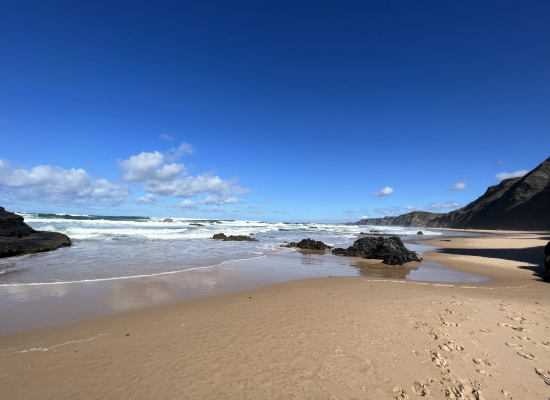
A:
0,213,444,285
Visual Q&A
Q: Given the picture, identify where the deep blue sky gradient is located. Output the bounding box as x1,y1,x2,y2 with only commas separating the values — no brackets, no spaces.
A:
1,1,549,221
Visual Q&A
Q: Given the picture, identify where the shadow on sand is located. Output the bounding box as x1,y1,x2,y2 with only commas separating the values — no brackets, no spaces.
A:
434,245,548,281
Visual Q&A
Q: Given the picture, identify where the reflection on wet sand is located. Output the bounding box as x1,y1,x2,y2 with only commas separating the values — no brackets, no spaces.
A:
351,260,419,279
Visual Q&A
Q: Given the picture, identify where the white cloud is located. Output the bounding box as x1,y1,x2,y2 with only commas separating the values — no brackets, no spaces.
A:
165,142,194,163
424,201,460,211
404,205,423,211
343,210,356,214
361,215,368,219
248,205,262,209
160,134,174,141
199,195,245,206
172,199,199,210
448,180,467,191
118,146,250,205
372,186,394,197
374,207,401,215
265,197,276,204
134,194,161,205
495,170,528,181
0,159,130,205
272,209,286,214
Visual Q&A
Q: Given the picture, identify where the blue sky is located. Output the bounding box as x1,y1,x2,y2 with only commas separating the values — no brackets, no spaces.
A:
1,1,549,222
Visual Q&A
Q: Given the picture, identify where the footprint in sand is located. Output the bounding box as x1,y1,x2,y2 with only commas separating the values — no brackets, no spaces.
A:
444,309,454,314
479,328,493,334
412,381,430,396
498,323,529,332
533,341,550,350
511,335,529,341
506,342,524,350
439,341,464,353
430,301,440,305
502,389,513,399
517,351,536,361
508,316,537,325
430,351,450,373
534,368,550,386
473,357,494,376
437,316,459,327
393,386,410,399
451,301,463,306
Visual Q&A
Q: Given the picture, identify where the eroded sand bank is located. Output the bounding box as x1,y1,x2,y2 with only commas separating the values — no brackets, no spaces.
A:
1,231,549,399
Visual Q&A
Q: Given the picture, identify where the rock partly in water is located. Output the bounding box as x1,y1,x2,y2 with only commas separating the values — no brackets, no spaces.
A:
0,207,71,258
283,238,330,250
332,236,420,266
212,233,258,242
163,218,173,222
417,231,424,235
189,223,204,226
279,228,290,231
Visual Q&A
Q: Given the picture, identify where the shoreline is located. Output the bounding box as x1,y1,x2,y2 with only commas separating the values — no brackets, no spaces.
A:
1,230,549,399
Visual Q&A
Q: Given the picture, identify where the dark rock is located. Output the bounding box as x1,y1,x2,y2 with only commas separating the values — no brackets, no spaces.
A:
163,218,173,222
284,238,330,250
309,226,318,229
279,228,290,231
212,233,258,241
189,223,204,226
332,236,420,266
0,207,71,258
417,231,424,235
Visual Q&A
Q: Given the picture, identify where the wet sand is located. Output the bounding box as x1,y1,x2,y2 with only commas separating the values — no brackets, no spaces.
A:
1,231,549,399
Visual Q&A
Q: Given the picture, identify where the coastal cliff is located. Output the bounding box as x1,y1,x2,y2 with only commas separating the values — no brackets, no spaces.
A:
351,157,550,231
0,207,71,258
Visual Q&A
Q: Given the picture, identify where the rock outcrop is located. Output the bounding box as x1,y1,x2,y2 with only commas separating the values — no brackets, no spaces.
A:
163,218,173,222
350,157,550,231
332,236,421,266
212,233,258,241
0,207,71,258
284,238,330,250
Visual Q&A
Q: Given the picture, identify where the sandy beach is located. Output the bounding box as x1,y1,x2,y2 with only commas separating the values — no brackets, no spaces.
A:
1,231,549,399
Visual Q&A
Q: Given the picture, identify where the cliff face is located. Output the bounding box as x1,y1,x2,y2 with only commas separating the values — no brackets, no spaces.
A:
351,157,550,231
0,207,71,258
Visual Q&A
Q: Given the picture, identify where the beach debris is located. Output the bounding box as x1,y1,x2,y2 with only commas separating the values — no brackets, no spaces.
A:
162,218,173,222
332,236,420,265
212,233,258,241
282,238,331,250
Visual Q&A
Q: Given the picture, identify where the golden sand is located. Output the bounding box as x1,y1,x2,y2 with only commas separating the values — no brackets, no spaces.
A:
1,231,549,399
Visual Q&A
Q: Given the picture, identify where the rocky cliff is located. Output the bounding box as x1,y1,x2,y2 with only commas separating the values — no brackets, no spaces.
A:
0,207,71,258
351,157,550,231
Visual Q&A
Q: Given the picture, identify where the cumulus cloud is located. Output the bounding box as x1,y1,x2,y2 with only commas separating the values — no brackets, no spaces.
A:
373,186,394,197
374,207,401,216
0,159,130,205
361,215,368,219
448,180,467,191
424,201,460,211
118,145,249,205
172,199,199,210
134,193,161,205
495,170,528,181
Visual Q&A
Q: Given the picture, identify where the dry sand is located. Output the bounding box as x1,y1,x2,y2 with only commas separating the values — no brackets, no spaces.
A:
1,231,549,399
